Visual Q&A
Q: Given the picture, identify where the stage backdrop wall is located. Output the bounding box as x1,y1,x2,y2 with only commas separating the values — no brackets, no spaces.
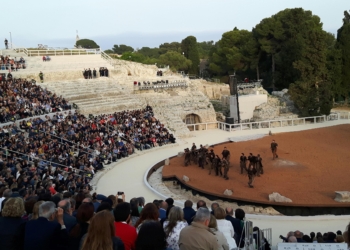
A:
230,93,267,121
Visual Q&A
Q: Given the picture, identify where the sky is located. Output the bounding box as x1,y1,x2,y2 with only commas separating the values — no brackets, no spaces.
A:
4,0,349,50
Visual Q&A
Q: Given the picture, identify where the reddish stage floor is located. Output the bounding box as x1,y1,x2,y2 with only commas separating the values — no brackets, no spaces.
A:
163,125,350,207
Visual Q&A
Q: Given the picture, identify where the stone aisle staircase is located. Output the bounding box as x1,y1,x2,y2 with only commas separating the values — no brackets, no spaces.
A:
39,78,144,115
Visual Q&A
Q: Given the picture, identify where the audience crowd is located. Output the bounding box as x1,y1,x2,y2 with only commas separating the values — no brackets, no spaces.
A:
1,187,348,250
1,55,26,71
280,230,349,244
0,105,175,196
0,78,71,123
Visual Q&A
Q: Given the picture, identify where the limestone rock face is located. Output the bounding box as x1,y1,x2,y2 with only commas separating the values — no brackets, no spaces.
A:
269,192,292,203
177,152,184,157
334,191,350,202
164,158,170,166
223,189,233,196
183,175,190,182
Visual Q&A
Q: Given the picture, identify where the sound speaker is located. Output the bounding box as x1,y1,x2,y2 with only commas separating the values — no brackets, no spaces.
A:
225,117,234,124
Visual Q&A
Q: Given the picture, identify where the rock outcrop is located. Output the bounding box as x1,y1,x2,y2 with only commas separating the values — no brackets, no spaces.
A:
269,192,292,203
334,191,350,202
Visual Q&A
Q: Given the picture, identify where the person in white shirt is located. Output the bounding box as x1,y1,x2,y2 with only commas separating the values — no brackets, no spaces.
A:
214,207,237,250
163,206,188,250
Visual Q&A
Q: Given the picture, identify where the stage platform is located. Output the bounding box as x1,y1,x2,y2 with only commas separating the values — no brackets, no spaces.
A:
162,124,350,216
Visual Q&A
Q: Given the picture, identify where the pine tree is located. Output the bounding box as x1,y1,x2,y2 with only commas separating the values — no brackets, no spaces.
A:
181,36,200,75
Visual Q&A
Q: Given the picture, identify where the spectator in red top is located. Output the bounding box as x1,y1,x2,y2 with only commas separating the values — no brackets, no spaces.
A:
49,183,57,195
113,202,137,250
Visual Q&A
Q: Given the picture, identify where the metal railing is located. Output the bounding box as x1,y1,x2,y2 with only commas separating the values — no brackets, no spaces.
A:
101,51,116,67
185,112,350,132
0,147,69,170
20,49,101,57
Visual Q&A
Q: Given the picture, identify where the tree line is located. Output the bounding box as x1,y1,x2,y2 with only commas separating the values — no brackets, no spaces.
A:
83,8,350,116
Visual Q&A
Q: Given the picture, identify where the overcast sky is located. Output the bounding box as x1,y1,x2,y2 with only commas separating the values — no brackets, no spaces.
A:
4,0,349,50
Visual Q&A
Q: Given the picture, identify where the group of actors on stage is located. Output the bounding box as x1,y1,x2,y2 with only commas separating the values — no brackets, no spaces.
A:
183,140,278,188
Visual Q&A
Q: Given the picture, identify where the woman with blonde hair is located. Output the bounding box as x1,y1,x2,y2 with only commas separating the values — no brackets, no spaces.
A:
163,206,188,250
209,214,229,250
0,197,26,249
31,201,45,220
80,210,124,250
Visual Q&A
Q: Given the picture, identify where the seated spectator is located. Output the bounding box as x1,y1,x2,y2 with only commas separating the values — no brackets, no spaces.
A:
295,230,305,242
30,201,45,220
57,198,77,232
183,200,196,225
24,201,68,250
136,221,169,250
288,236,297,243
114,202,137,250
208,214,229,250
178,207,218,250
214,207,236,250
232,208,245,248
163,206,188,250
130,198,140,226
0,197,26,250
69,202,95,250
326,232,337,243
135,203,159,233
159,200,168,220
80,210,124,250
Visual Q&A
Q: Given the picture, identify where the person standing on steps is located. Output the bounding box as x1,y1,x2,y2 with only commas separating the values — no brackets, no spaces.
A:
39,71,44,83
271,140,278,160
4,38,8,49
93,68,97,78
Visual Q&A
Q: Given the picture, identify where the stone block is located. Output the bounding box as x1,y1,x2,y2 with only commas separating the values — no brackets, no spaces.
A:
164,158,170,166
334,191,350,202
183,175,190,182
177,152,184,157
223,189,233,196
268,192,292,203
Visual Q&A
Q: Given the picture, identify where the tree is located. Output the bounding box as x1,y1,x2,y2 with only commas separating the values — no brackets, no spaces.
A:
137,47,160,58
120,51,146,63
208,29,258,80
289,26,331,116
112,44,134,55
159,42,181,54
104,49,114,54
324,32,343,102
76,39,99,49
158,51,192,71
336,10,350,102
197,41,215,59
181,36,200,74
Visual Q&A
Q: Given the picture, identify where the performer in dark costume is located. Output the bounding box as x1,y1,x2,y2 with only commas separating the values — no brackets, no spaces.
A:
222,158,229,180
247,165,257,188
271,140,278,160
256,154,263,176
240,153,247,174
208,149,215,175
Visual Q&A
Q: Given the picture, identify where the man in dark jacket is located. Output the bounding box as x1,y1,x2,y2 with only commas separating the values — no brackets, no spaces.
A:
57,199,76,232
225,207,246,248
183,200,196,225
24,201,68,250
